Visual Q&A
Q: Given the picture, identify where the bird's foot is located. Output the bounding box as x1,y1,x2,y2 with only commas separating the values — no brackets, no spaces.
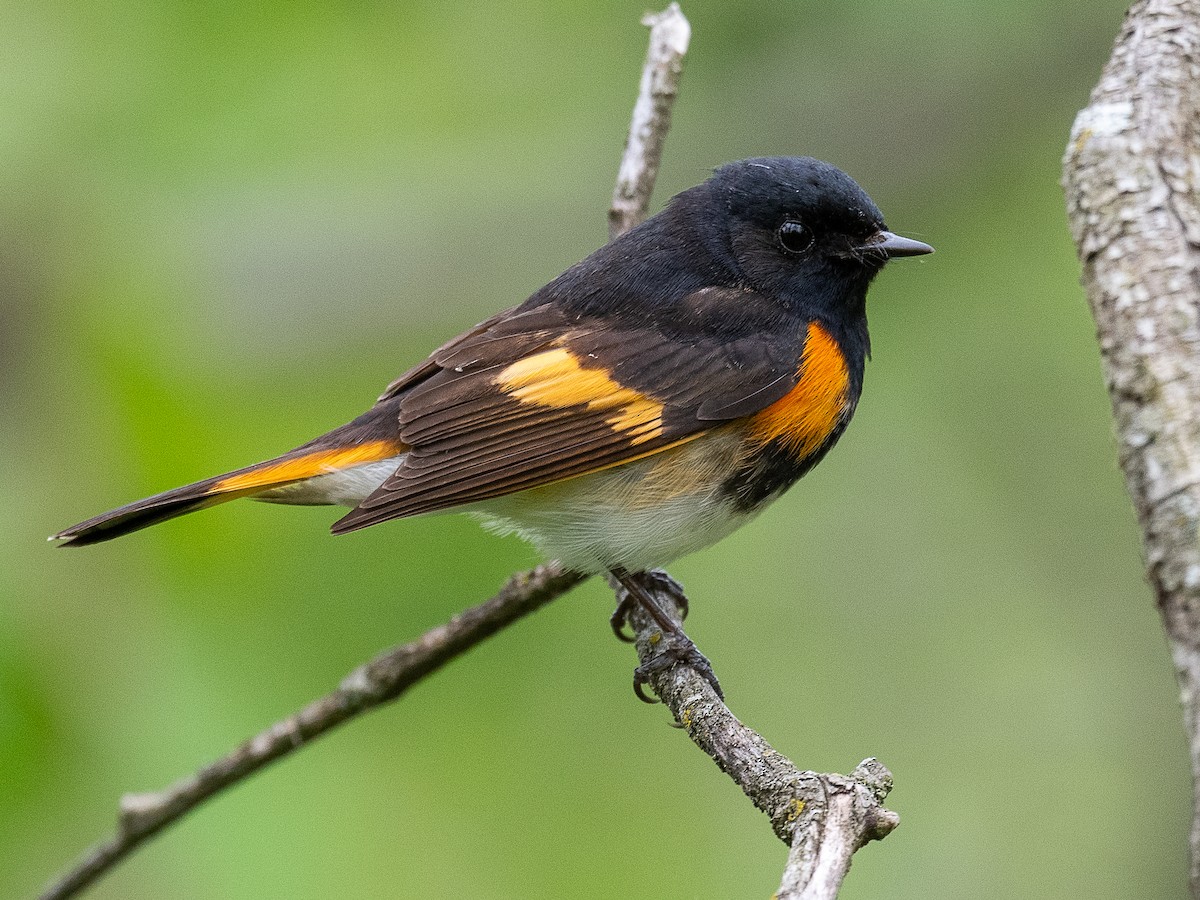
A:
633,630,723,703
609,569,689,642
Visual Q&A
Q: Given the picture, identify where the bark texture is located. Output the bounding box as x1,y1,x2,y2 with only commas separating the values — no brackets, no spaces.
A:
1062,1,1200,892
616,572,897,900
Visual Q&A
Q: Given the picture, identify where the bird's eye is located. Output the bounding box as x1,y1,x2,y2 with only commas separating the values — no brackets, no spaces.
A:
777,220,814,255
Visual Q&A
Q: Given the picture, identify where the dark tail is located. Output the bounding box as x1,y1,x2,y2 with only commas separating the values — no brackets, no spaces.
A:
51,476,256,546
52,437,405,547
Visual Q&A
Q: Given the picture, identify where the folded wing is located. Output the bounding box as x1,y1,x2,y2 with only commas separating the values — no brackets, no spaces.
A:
332,291,807,532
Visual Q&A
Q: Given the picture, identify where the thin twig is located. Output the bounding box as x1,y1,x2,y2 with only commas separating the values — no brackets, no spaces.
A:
39,565,584,900
615,571,898,900
608,3,691,240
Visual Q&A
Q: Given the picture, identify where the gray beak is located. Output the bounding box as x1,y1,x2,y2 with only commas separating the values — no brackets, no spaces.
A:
867,230,934,258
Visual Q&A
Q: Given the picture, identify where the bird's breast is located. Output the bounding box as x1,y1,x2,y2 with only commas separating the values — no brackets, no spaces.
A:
744,322,853,457
722,322,858,510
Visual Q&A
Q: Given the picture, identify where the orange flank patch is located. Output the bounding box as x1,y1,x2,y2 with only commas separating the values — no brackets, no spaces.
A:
212,440,404,494
496,347,664,445
746,323,850,457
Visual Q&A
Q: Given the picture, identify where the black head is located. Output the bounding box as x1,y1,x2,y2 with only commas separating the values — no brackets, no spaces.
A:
531,157,929,346
690,156,931,321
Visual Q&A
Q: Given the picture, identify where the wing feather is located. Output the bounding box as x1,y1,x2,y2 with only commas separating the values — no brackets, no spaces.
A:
332,291,810,533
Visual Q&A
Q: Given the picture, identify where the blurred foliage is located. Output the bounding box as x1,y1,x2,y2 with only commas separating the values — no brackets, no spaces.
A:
0,1,1182,898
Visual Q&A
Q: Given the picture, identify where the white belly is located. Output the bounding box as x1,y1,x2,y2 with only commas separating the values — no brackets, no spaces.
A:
469,432,757,573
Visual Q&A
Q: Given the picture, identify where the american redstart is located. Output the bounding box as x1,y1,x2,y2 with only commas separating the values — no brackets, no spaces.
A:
54,157,931,695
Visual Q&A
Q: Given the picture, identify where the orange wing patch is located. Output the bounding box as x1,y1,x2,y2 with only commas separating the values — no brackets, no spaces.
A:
746,323,850,457
212,440,405,494
495,346,664,445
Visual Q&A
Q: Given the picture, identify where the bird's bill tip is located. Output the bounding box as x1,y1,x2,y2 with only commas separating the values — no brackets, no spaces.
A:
873,230,934,258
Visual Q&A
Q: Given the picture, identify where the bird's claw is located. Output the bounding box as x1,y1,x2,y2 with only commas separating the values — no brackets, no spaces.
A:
632,631,724,704
610,597,638,643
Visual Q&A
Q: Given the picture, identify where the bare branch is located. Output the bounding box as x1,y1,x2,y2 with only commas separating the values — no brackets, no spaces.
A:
614,572,898,900
39,565,584,900
609,3,691,240
1063,0,1200,893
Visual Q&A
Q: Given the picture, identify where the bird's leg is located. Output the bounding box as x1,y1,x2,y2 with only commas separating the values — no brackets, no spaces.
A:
609,568,722,703
609,569,689,641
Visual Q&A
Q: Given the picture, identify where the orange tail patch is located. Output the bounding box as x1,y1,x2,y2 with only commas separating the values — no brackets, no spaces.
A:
54,439,404,547
212,440,404,493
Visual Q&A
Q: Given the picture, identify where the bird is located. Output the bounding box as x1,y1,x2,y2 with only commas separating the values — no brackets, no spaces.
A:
53,156,931,697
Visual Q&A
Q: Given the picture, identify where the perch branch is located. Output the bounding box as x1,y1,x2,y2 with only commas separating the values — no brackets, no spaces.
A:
1062,0,1200,893
615,572,898,900
38,565,585,900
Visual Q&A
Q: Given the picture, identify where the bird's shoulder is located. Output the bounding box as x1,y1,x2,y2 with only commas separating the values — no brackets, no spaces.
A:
378,284,814,430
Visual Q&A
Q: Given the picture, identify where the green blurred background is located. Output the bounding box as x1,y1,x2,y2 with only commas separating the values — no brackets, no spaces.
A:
1,1,1181,897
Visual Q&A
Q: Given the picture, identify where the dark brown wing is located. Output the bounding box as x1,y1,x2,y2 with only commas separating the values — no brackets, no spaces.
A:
331,291,807,533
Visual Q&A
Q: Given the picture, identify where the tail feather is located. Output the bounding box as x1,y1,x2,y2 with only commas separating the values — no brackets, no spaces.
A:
53,438,405,547
51,477,260,547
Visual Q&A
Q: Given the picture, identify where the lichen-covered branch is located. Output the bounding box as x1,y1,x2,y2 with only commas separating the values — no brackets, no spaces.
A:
615,572,898,900
1062,1,1200,893
38,565,584,900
